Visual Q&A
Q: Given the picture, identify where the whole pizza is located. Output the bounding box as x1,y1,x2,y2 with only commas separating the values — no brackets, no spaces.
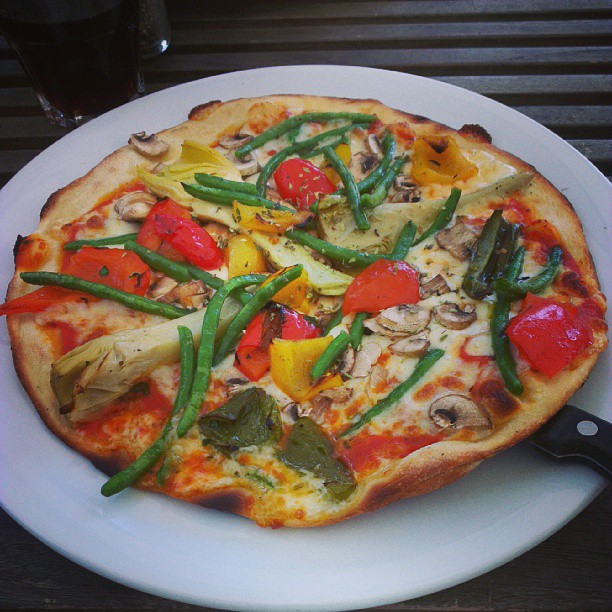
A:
3,95,607,527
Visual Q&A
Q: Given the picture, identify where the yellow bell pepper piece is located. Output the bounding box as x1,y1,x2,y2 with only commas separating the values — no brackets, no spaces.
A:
322,142,351,183
262,267,311,312
410,137,478,186
232,201,311,235
226,235,267,278
270,337,343,402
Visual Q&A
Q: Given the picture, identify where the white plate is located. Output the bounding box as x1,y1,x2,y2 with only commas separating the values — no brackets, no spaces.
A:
0,66,610,611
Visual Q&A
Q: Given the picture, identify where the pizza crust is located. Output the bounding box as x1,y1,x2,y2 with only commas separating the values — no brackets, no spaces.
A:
6,95,607,527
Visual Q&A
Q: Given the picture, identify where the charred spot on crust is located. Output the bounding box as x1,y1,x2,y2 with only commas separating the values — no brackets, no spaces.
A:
196,491,251,515
39,188,62,220
459,123,492,144
88,454,127,477
12,234,26,263
558,271,589,297
188,100,222,121
411,114,429,123
471,378,519,418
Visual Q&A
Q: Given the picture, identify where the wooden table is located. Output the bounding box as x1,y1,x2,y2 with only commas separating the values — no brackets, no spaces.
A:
1,1,610,609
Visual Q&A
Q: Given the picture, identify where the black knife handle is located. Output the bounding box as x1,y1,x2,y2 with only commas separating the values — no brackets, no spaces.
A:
531,405,612,479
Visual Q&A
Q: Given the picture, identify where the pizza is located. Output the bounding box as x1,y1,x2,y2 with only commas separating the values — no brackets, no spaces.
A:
3,95,607,527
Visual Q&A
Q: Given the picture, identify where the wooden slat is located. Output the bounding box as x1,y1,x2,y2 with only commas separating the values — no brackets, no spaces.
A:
139,47,612,81
168,0,612,23
170,20,612,48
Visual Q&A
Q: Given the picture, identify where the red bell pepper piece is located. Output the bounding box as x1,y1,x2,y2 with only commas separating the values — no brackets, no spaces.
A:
63,246,150,295
153,214,223,270
0,286,94,316
137,199,191,255
506,293,592,378
279,307,321,340
273,158,337,210
235,306,321,381
343,259,420,314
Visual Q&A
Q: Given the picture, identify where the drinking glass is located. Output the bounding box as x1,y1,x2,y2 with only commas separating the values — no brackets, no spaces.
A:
0,0,144,129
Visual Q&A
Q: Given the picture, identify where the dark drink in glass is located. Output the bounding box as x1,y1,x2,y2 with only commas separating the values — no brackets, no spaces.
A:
0,0,143,128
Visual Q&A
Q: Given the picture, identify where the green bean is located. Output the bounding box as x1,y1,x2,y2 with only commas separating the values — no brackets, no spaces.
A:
349,312,368,350
494,246,562,300
124,242,253,306
177,274,267,437
323,308,344,335
235,112,376,159
101,326,195,496
322,146,369,230
20,271,191,319
340,349,444,437
491,247,525,396
310,331,350,380
286,229,381,267
390,221,417,260
334,132,396,196
303,135,350,159
414,187,461,245
286,124,302,144
256,123,368,197
182,182,293,212
361,158,406,209
193,173,257,195
124,241,193,284
63,233,138,251
212,265,303,366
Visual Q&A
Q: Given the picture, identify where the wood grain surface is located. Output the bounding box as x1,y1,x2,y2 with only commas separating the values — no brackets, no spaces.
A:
0,0,610,609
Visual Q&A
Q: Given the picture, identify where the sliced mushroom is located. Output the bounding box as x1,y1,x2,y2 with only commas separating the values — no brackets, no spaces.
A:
369,364,387,389
429,394,491,429
351,342,382,378
219,133,253,150
318,386,353,404
302,395,332,423
350,152,380,181
394,175,415,191
390,189,421,204
129,132,170,158
147,276,178,300
224,149,261,177
435,216,479,261
234,158,261,177
433,302,477,330
420,274,451,300
284,402,300,422
226,377,249,392
365,305,431,337
337,345,355,375
158,280,212,309
389,336,430,357
366,134,383,156
113,191,157,221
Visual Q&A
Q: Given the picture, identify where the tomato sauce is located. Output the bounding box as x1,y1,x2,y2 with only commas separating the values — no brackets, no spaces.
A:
76,379,172,444
459,337,492,366
339,431,442,474
15,234,49,271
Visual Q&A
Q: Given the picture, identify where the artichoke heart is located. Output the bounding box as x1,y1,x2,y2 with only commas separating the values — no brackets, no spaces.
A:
316,171,533,254
51,298,241,423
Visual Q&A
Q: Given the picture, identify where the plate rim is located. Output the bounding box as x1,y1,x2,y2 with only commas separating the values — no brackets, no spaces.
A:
0,65,610,612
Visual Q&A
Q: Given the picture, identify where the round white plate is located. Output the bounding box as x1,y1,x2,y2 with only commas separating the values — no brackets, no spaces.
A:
0,66,610,612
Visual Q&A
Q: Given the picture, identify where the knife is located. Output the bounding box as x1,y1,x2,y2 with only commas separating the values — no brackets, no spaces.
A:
531,404,612,479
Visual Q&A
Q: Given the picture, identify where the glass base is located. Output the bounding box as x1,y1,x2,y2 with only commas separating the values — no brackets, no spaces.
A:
36,84,145,129
141,37,170,59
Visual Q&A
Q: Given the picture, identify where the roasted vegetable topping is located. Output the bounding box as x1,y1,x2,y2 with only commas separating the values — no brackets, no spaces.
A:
462,210,519,300
199,387,281,450
281,417,356,501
